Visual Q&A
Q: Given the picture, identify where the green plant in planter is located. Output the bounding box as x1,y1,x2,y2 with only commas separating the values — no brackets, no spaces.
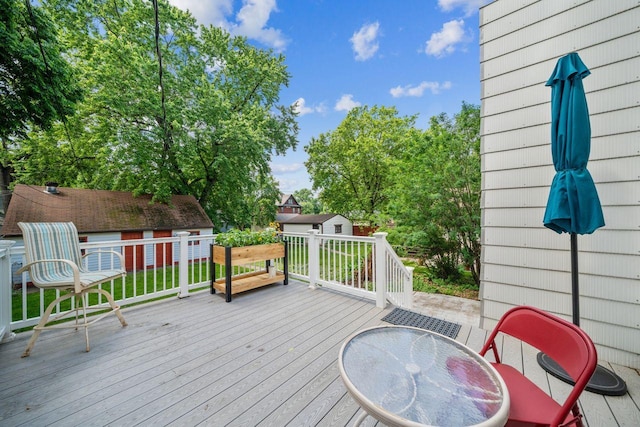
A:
214,228,280,247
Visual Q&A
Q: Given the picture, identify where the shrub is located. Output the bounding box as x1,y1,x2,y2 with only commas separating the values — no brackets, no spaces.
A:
214,228,280,247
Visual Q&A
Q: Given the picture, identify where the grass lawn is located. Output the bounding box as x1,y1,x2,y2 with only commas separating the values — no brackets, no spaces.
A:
12,261,212,323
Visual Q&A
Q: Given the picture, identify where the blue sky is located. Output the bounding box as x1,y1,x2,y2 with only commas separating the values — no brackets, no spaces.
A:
168,0,490,194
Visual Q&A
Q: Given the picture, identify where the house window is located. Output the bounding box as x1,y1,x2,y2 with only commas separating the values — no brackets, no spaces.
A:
334,224,342,234
312,224,320,230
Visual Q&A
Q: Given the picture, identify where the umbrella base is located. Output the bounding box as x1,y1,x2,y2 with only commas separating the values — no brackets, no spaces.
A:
537,352,627,396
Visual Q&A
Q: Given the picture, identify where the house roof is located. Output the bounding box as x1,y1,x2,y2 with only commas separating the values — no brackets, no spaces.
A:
1,184,213,237
278,193,300,207
277,213,341,225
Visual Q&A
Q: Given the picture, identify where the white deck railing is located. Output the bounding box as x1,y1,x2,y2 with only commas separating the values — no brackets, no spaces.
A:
284,231,413,309
0,241,16,343
1,231,412,332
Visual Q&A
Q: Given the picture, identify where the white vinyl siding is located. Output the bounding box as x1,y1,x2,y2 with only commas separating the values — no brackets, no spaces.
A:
280,215,353,236
322,215,353,236
480,0,640,368
282,223,320,234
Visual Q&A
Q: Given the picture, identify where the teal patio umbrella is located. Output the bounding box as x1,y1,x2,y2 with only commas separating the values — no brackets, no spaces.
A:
543,52,604,325
538,52,625,395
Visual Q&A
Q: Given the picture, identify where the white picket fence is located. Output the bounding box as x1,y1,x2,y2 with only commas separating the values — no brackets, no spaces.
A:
0,231,412,335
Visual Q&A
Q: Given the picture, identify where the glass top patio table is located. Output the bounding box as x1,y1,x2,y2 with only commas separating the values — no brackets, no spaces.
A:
339,325,510,427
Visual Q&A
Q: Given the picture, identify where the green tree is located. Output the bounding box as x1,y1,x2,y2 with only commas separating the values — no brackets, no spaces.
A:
293,188,323,214
305,105,415,224
11,0,298,230
0,0,82,207
391,102,481,284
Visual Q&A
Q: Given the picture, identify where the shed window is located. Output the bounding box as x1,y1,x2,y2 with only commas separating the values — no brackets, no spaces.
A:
334,224,342,234
188,230,200,245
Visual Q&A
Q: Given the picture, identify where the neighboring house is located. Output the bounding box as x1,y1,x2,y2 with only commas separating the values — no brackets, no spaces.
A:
480,1,639,368
277,194,302,214
1,184,214,274
277,214,353,236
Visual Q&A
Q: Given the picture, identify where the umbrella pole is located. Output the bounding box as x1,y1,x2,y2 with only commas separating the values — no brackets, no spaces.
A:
571,233,580,326
538,232,627,396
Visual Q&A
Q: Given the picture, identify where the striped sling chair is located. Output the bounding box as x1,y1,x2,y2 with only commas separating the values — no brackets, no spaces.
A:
17,222,127,357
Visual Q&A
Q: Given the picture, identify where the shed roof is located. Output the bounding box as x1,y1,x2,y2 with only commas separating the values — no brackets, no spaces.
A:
1,184,213,237
277,214,341,224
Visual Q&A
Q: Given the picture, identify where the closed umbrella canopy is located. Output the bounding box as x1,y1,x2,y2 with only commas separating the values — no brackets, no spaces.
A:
543,52,604,234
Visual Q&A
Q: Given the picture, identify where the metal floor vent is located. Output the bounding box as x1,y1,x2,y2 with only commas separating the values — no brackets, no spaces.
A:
382,308,461,339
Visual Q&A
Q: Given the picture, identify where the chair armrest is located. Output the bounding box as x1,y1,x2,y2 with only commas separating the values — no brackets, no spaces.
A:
17,258,80,275
81,249,125,269
16,258,81,290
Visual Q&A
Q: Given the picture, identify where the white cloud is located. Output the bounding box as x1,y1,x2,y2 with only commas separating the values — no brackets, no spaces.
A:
275,177,307,194
425,19,467,58
271,163,305,173
438,0,490,17
169,0,233,27
334,94,361,112
168,0,288,52
232,0,288,52
292,98,326,116
350,22,380,61
389,81,452,98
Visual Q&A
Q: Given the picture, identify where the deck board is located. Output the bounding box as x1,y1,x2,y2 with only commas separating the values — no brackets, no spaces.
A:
0,280,638,426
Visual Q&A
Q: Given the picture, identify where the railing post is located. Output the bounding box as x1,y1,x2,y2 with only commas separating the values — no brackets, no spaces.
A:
373,232,388,308
176,232,190,298
404,266,415,310
0,240,16,343
307,230,320,289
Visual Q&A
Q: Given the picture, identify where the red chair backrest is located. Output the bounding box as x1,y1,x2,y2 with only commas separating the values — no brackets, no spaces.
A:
495,306,596,381
481,306,598,426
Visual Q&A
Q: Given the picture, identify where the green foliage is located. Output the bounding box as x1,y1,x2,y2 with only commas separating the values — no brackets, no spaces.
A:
0,0,82,139
390,102,481,284
0,0,83,201
214,228,280,247
305,105,416,225
403,260,478,299
7,0,298,231
293,188,324,214
383,225,461,280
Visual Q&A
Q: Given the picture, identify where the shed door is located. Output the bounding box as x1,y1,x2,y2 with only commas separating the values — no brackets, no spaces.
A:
122,231,143,272
153,230,173,267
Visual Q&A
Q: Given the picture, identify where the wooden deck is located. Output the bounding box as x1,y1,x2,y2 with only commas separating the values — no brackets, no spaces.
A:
0,281,638,426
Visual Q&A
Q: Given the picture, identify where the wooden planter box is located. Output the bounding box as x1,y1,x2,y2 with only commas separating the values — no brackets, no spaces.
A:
210,242,288,302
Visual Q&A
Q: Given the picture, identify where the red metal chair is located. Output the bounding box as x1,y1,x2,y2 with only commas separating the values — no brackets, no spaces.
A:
479,306,597,427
